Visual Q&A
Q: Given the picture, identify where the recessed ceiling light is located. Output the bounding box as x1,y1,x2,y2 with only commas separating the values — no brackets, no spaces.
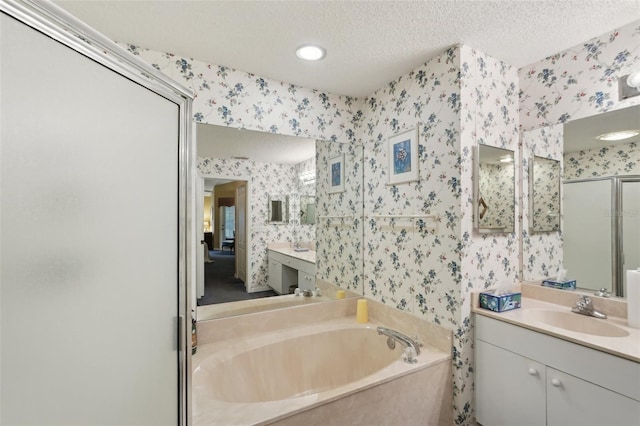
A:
499,156,513,163
296,44,326,61
596,130,640,141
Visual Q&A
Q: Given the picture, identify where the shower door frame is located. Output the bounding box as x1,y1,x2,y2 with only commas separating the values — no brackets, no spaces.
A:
0,0,195,424
564,175,640,297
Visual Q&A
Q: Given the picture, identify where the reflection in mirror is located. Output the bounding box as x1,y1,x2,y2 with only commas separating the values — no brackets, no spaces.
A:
530,156,561,233
195,124,364,320
299,195,316,225
521,105,640,297
474,145,515,234
268,195,289,223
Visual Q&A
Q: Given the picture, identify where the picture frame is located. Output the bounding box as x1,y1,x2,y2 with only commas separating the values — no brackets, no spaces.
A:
328,154,345,193
388,127,419,185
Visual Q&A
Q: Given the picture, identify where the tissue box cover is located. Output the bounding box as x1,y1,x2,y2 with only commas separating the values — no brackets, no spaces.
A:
479,290,522,312
542,279,576,290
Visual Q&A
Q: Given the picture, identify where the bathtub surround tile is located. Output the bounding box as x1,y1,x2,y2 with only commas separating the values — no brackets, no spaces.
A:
197,298,357,345
193,298,452,425
271,360,452,426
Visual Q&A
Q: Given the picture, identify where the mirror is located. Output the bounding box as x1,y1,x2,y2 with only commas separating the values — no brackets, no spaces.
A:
529,156,561,233
298,195,316,225
521,104,640,297
268,195,289,223
196,124,364,319
474,145,516,234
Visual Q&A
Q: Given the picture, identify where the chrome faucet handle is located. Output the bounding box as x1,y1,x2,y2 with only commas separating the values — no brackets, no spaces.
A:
594,288,611,298
576,295,592,307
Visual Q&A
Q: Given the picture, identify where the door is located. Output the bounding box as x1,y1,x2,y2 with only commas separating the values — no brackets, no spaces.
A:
621,179,640,293
475,340,546,426
563,179,614,292
196,177,205,299
547,367,640,426
236,183,248,284
1,8,188,425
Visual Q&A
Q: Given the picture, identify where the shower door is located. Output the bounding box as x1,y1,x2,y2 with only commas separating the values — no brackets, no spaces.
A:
1,1,192,424
619,178,640,294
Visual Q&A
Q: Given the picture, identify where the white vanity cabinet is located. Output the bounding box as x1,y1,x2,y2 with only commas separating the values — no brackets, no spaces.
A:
268,249,316,294
475,315,640,426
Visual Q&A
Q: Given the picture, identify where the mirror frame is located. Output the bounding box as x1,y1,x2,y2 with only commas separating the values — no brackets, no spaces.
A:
268,194,289,224
474,144,516,234
529,155,561,233
298,195,315,225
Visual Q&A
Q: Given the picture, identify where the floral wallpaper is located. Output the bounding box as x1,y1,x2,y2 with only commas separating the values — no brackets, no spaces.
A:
198,157,309,292
122,44,361,143
478,163,516,230
520,20,640,283
519,20,640,131
564,141,640,179
521,124,564,281
125,18,639,424
458,45,520,424
315,141,364,292
530,158,561,232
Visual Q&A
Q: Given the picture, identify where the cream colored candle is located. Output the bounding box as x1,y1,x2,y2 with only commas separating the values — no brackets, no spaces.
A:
356,298,368,323
336,290,346,299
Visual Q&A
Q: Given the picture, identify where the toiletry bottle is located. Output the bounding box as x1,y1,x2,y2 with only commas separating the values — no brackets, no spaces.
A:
191,311,197,355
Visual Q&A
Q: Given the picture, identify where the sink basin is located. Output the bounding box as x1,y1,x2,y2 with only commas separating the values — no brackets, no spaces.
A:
520,309,629,337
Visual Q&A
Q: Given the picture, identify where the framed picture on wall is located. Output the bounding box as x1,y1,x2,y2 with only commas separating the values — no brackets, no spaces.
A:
388,127,419,185
328,154,345,193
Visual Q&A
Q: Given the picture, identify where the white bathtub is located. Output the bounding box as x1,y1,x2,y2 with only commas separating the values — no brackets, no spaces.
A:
192,318,452,425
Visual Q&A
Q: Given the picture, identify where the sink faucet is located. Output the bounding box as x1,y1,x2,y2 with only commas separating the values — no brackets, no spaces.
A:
377,327,422,364
572,295,607,319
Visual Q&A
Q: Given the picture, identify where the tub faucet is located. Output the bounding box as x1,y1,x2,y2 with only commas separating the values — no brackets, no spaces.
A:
572,295,607,319
377,327,422,364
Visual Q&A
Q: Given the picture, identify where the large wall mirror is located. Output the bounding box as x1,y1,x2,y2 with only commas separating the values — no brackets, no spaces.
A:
521,104,640,297
196,124,364,320
529,156,561,233
474,144,516,234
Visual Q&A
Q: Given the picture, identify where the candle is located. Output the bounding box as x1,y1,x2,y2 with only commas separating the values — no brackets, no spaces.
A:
356,298,368,323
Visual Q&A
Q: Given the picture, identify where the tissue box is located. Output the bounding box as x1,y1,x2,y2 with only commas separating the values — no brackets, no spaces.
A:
479,290,521,312
542,279,576,290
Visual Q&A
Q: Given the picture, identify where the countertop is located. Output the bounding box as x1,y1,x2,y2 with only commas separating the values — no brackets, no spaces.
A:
268,246,316,264
473,297,640,363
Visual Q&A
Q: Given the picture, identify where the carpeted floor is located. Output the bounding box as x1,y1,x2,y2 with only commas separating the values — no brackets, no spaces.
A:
197,250,277,306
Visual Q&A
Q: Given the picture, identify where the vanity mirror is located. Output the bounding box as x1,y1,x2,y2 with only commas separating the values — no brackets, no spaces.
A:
196,124,365,319
521,105,640,297
299,195,316,225
474,144,516,234
529,156,561,233
268,195,289,223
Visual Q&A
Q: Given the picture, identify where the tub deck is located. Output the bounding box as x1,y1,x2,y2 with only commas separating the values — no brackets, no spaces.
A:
192,317,451,425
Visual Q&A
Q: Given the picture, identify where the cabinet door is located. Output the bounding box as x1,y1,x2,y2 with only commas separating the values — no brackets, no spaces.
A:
299,271,314,291
268,259,284,294
476,340,546,426
547,367,640,426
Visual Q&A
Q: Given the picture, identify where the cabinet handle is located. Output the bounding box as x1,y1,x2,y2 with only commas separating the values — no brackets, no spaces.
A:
551,378,562,387
528,368,538,376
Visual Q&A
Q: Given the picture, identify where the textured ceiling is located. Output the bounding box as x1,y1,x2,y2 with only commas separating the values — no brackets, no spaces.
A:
54,0,640,98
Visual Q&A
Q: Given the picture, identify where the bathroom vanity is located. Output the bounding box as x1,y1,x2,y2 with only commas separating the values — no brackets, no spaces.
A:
268,246,316,294
474,297,640,426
